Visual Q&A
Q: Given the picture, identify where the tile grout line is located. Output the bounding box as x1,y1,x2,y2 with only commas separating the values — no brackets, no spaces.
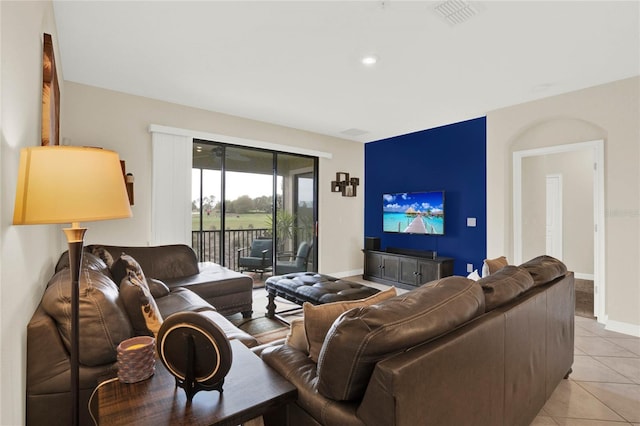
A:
575,354,639,385
572,368,636,424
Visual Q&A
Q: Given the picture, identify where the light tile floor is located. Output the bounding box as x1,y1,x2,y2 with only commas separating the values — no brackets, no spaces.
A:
531,316,640,426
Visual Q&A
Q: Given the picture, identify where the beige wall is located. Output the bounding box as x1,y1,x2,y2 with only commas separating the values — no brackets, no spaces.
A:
62,82,365,276
0,2,64,425
487,76,640,333
521,150,594,275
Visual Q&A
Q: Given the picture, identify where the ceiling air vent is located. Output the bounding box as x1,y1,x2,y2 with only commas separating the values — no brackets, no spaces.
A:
433,0,481,26
340,128,369,137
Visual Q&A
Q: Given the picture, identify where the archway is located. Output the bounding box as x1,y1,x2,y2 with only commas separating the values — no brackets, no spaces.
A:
513,140,605,320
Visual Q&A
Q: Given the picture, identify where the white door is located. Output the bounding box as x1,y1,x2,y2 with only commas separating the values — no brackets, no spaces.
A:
546,174,563,260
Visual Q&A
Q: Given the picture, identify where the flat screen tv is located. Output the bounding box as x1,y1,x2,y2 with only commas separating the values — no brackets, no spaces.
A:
382,191,445,235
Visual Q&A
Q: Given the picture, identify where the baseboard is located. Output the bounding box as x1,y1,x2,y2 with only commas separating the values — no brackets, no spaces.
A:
574,272,594,280
605,318,640,337
329,269,363,279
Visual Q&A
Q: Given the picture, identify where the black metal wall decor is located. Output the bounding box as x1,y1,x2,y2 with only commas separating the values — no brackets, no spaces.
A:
331,172,359,197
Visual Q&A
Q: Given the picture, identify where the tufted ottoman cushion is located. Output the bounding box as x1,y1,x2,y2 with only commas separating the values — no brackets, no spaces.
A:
265,272,380,318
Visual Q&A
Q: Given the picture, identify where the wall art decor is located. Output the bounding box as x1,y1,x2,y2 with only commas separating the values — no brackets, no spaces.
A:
42,33,60,146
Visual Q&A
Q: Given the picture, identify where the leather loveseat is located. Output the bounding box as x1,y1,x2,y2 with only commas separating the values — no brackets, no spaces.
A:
261,255,574,426
26,244,257,426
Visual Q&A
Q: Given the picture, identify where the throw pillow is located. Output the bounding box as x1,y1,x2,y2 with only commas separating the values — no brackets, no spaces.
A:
112,254,163,336
303,286,397,363
90,245,115,268
481,256,508,277
467,269,481,281
148,278,170,299
284,317,308,353
110,253,132,286
54,251,109,276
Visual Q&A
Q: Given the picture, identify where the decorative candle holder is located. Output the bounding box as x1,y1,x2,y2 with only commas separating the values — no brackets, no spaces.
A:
117,336,156,383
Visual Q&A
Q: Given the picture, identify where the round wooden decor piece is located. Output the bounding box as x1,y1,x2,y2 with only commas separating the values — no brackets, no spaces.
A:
157,311,232,399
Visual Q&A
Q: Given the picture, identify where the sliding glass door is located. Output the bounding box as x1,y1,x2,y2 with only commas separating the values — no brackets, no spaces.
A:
192,144,222,264
192,141,318,278
273,154,316,274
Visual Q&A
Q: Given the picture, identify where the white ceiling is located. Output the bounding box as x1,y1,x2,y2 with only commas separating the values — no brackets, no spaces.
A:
53,1,640,143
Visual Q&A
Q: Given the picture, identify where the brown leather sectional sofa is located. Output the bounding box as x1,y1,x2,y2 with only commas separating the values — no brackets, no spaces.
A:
70,244,254,317
26,244,256,426
262,255,575,426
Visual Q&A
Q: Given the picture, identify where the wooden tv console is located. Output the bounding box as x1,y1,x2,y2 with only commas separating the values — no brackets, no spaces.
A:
363,247,454,290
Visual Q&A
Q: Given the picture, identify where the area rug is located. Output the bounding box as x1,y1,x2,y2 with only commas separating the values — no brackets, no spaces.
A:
227,288,301,344
241,271,273,289
231,316,291,344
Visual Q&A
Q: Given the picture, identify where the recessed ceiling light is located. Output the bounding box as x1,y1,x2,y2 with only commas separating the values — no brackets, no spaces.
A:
361,55,378,66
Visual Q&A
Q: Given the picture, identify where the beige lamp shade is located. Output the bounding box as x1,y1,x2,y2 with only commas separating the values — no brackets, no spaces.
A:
13,146,132,225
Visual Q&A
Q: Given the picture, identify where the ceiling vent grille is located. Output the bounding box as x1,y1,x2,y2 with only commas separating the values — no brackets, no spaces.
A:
433,0,481,26
341,128,369,137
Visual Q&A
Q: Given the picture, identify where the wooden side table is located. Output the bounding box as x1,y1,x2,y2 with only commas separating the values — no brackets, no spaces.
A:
97,340,296,425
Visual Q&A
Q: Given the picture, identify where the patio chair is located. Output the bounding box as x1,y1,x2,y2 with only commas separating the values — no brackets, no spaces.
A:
275,241,312,275
237,238,273,278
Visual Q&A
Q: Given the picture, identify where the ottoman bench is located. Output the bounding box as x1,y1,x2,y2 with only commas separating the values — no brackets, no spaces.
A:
265,272,380,319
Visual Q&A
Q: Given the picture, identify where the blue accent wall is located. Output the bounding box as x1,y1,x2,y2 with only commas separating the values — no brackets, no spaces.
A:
364,117,487,276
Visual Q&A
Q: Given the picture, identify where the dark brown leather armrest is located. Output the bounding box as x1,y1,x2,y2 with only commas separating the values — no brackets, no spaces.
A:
27,304,72,395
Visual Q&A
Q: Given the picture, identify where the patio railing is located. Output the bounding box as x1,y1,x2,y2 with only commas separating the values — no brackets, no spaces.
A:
192,227,314,271
192,228,270,271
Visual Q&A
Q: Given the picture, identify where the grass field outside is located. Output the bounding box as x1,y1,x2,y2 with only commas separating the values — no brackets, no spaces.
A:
192,212,270,231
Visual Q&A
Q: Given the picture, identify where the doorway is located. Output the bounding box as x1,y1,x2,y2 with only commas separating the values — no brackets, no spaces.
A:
513,140,605,320
191,141,318,279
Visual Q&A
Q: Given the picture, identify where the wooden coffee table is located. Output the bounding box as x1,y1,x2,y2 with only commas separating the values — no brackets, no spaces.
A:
98,339,296,425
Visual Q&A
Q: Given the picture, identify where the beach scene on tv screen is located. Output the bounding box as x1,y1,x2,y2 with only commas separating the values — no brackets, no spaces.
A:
383,192,444,234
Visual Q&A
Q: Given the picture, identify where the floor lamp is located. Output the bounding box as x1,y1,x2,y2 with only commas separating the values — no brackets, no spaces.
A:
13,146,132,426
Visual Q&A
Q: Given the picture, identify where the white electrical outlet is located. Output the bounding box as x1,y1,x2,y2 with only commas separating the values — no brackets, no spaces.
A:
467,263,474,273
467,217,477,227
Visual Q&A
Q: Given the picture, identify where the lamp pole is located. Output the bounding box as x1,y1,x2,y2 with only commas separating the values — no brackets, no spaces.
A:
64,224,87,426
